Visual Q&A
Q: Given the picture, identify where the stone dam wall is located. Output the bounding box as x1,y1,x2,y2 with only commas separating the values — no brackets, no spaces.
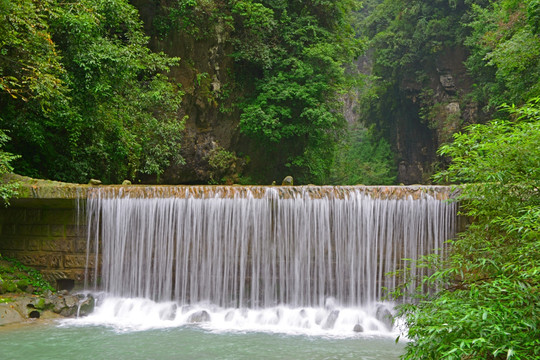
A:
0,198,90,290
0,175,463,291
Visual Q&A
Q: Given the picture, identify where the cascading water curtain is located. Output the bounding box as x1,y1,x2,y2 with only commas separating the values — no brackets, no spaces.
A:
85,186,457,308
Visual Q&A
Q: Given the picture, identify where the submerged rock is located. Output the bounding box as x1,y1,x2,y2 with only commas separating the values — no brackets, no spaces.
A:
77,295,95,317
376,305,394,330
322,310,340,330
353,324,364,333
159,304,177,321
187,310,210,323
224,310,235,321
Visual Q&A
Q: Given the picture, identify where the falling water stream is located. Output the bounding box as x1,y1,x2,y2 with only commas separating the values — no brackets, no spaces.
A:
81,186,456,334
1,185,457,359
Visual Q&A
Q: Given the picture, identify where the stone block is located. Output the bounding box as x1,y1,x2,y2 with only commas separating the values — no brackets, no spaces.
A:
64,254,94,269
65,224,84,238
0,224,17,235
49,224,66,238
74,238,91,253
24,209,43,223
41,239,74,252
40,209,75,225
10,252,62,269
27,238,42,251
40,269,71,283
1,209,27,224
41,269,93,285
18,224,49,236
0,238,26,251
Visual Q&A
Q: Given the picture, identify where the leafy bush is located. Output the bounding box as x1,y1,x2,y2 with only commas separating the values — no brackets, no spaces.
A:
0,254,55,295
0,130,19,205
329,126,396,185
397,98,540,359
0,0,184,184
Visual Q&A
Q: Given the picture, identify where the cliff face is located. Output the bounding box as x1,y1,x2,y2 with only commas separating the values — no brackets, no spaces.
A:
131,2,477,185
386,46,478,184
131,0,241,184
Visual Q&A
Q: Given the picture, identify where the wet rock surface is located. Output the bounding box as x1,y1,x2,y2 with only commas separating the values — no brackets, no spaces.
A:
0,292,95,326
375,304,394,330
187,310,211,323
322,310,340,330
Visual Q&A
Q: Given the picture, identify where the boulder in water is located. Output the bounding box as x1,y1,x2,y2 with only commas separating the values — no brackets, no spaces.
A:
281,176,293,186
77,295,95,317
159,304,177,321
187,310,211,323
353,324,364,333
224,310,235,321
122,180,132,185
375,305,394,330
322,310,340,330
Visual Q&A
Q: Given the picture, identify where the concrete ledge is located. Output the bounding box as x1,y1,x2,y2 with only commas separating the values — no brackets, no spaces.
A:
2,174,90,200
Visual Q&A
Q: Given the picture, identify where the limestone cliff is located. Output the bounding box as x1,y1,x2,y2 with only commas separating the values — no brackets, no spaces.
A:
131,0,241,184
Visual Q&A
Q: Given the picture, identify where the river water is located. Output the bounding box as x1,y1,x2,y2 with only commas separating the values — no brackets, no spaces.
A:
0,318,405,360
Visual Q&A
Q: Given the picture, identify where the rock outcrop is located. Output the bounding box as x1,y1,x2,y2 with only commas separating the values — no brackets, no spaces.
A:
0,292,95,326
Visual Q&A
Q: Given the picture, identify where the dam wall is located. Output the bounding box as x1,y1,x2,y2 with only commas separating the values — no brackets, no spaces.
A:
0,176,460,295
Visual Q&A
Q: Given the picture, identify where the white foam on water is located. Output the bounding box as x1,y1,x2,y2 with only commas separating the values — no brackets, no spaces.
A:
60,295,401,338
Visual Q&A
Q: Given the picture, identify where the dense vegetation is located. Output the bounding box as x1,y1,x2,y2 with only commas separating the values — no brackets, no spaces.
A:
0,0,368,185
397,98,540,360
356,0,540,179
0,0,184,184
231,0,363,184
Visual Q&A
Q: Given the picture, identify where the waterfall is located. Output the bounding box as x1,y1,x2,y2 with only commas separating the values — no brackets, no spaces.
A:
84,186,456,310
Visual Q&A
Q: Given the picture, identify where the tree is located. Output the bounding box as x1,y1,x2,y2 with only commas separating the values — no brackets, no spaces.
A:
232,0,363,184
329,126,396,185
0,0,185,184
465,0,540,111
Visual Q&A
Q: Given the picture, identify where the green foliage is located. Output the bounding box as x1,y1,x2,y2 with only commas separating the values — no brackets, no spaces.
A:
356,0,471,175
206,146,240,184
233,0,363,184
329,126,396,185
0,0,67,103
0,0,185,184
0,129,19,205
465,0,540,110
398,98,540,359
365,0,467,78
153,0,228,40
0,255,55,295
